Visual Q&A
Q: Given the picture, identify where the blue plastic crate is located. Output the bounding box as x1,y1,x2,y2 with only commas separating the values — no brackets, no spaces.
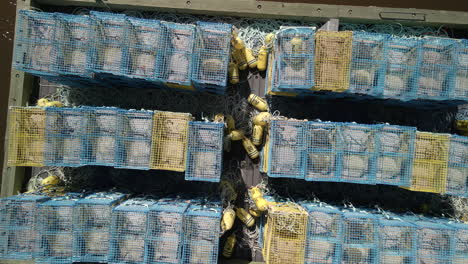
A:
73,192,127,263
452,40,468,100
383,37,422,100
108,198,156,264
35,193,83,264
305,122,343,182
0,194,49,260
301,202,343,264
181,201,222,264
268,119,307,179
340,123,379,185
146,199,191,264
185,122,224,182
156,22,196,89
44,107,88,167
375,125,416,187
116,110,153,170
446,135,468,197
191,21,232,94
349,32,389,96
54,13,93,78
13,10,58,77
445,221,468,264
342,210,379,264
378,215,417,264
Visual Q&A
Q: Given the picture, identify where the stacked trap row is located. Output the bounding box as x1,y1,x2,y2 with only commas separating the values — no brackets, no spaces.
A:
267,28,468,102
13,10,232,94
260,200,468,264
261,119,468,196
7,106,224,182
0,192,222,264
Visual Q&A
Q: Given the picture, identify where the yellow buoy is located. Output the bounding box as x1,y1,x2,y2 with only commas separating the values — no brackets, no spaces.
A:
233,37,245,50
257,46,268,71
221,208,236,231
291,36,303,53
249,208,261,218
41,175,61,186
226,115,235,132
244,48,258,69
222,234,237,258
242,137,259,159
36,98,49,107
235,207,255,227
247,94,268,111
45,101,64,107
228,62,239,84
254,197,269,212
232,49,248,70
249,187,263,200
214,113,225,123
228,130,244,141
265,33,275,46
252,112,271,127
252,125,263,146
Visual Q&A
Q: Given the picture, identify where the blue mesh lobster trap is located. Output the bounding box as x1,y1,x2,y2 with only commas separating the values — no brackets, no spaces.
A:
146,198,191,264
349,32,389,96
268,119,307,179
453,40,468,100
342,210,379,264
73,192,127,263
83,107,120,167
272,27,315,93
378,214,417,264
383,37,422,100
305,122,342,182
376,125,416,187
108,197,156,264
445,221,468,264
191,21,232,94
340,123,379,185
301,202,343,264
116,110,153,170
185,122,224,182
446,135,468,196
13,10,58,77
0,194,49,260
181,201,222,264
35,193,83,264
45,107,88,167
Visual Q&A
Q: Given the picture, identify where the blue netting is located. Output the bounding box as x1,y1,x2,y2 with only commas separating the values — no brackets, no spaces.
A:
378,215,417,264
45,107,87,167
301,202,343,264
146,199,191,264
446,135,468,196
453,40,468,100
156,22,196,88
272,27,315,92
349,32,389,96
0,194,49,260
342,210,379,264
191,21,232,94
73,192,127,263
116,110,153,170
108,198,156,264
181,201,222,264
268,120,307,179
35,194,82,264
383,37,422,100
375,125,416,187
13,10,58,77
305,122,342,182
185,122,224,182
446,221,468,264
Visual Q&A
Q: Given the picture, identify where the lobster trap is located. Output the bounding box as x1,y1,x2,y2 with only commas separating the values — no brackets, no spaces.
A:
453,40,468,100
150,111,192,172
378,215,417,264
108,198,156,264
305,122,342,182
185,122,224,182
263,203,308,264
191,21,232,94
273,27,315,93
446,135,468,196
146,199,190,264
73,192,127,263
376,125,416,187
301,202,343,264
44,107,87,167
349,32,389,96
0,194,49,260
314,31,353,92
181,201,222,264
7,107,46,167
407,132,450,194
447,221,468,264
268,120,307,179
342,210,379,264
383,37,421,100
116,110,154,170
35,194,82,264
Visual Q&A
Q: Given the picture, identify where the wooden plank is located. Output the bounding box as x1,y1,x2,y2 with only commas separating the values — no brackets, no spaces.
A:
1,0,35,198
35,0,468,27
